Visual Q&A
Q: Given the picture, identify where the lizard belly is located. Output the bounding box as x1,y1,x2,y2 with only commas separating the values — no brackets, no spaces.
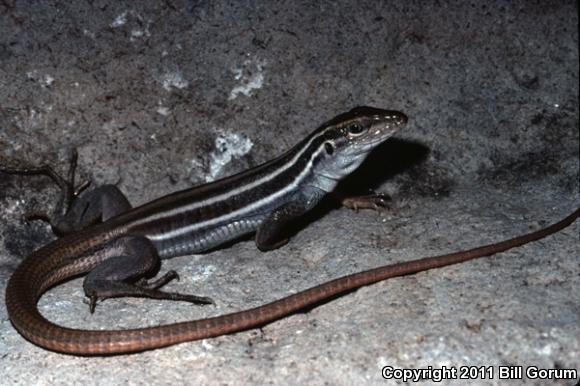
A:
152,215,267,258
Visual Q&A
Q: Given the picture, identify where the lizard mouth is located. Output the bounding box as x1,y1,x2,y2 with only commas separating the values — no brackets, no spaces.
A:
348,120,405,153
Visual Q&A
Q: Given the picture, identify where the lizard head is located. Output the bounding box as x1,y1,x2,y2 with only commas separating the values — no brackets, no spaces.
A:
308,106,407,191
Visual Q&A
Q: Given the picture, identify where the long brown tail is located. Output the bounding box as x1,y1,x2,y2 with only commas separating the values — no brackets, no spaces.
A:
7,208,578,355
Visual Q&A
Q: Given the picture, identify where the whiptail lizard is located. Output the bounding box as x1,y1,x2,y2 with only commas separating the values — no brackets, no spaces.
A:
2,106,578,355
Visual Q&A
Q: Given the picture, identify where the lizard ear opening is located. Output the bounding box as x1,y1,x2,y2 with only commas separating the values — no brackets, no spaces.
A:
324,142,335,155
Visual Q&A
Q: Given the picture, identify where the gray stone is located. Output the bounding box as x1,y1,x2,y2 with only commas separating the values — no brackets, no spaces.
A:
0,1,578,385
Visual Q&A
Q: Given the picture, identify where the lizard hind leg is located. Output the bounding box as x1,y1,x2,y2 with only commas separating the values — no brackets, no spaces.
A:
83,236,214,313
54,184,132,234
1,149,132,235
0,149,85,225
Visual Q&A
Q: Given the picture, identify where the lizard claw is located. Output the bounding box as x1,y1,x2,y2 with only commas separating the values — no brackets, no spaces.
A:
74,179,91,197
23,211,52,224
89,293,98,314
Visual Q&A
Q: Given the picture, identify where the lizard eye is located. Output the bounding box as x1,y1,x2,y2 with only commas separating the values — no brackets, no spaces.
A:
324,142,335,155
347,123,365,135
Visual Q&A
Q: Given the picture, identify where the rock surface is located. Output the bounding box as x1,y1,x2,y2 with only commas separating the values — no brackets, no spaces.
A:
0,1,578,385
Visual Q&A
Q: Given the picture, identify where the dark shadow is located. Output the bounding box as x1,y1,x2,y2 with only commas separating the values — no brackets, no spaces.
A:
336,138,430,196
269,138,431,243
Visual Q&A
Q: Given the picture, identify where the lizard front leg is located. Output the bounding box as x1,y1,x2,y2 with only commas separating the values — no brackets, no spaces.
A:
255,187,326,251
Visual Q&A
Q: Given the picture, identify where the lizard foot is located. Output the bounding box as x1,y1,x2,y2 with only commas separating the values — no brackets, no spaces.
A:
85,273,214,313
341,193,391,211
0,149,91,230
